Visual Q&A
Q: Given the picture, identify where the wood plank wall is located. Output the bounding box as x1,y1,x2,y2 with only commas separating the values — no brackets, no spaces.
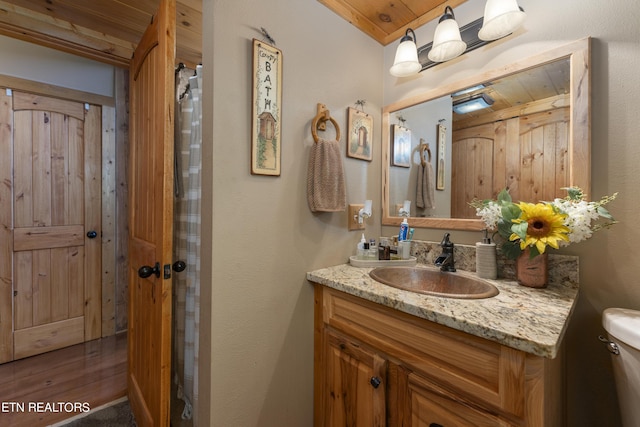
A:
0,89,14,363
114,68,129,333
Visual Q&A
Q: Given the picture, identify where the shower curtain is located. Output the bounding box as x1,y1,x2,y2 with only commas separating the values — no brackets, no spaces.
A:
173,64,202,424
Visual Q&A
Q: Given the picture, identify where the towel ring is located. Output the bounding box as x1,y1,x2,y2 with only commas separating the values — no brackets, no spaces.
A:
420,140,431,167
311,109,341,143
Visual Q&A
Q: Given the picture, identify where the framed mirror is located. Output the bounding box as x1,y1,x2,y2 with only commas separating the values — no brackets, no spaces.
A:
382,38,591,231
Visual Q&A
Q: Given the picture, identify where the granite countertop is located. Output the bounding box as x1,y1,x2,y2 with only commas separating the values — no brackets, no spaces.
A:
307,263,579,358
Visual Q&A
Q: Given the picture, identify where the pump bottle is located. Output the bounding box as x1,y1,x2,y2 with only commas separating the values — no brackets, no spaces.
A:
476,230,497,279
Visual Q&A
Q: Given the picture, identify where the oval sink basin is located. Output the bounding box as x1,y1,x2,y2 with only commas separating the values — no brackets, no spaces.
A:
369,266,499,299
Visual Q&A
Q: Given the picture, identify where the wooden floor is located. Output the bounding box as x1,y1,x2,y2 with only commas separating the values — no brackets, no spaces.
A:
0,332,127,426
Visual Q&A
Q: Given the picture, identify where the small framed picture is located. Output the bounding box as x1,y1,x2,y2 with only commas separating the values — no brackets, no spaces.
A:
391,124,411,168
436,123,446,190
346,107,373,161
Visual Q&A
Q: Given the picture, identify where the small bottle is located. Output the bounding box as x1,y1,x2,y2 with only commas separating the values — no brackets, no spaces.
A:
366,241,377,260
390,244,400,260
357,233,367,260
398,217,409,241
369,238,377,258
379,238,391,260
476,229,497,279
363,242,371,260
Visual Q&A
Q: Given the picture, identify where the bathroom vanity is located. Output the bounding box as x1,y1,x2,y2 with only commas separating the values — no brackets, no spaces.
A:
308,263,579,426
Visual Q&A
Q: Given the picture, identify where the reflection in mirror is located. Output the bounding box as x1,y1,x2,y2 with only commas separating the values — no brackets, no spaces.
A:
382,38,591,231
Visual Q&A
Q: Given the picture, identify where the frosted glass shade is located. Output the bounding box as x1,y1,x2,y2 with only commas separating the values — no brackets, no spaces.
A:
452,94,494,114
478,0,526,41
390,39,421,77
428,18,467,63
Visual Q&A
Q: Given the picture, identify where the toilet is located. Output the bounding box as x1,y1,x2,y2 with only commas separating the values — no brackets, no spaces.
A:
602,307,640,427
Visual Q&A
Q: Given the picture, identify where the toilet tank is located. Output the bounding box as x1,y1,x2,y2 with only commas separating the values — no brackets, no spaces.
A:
602,307,640,427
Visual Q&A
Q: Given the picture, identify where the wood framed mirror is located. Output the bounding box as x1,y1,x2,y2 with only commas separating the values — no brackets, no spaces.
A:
382,38,591,231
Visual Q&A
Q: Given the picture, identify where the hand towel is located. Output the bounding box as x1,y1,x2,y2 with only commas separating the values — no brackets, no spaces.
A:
416,162,436,209
307,138,346,212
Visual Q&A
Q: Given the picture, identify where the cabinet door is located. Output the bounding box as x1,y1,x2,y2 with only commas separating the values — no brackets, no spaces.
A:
323,329,386,427
407,372,512,427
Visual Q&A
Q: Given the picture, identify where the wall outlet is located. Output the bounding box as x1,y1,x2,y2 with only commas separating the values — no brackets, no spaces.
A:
348,204,365,231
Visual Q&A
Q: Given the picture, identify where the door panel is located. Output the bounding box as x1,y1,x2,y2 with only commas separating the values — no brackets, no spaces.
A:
324,330,387,427
10,92,101,360
127,0,176,425
451,133,494,218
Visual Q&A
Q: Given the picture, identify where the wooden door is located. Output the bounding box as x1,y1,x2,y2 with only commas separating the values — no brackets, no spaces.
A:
4,91,101,362
323,330,387,427
452,107,569,216
451,124,495,218
127,0,176,425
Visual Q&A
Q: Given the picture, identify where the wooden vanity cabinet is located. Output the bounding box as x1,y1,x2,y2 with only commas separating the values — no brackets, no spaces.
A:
313,285,565,427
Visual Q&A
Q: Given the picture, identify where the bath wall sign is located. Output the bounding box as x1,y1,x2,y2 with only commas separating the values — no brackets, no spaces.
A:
251,38,283,176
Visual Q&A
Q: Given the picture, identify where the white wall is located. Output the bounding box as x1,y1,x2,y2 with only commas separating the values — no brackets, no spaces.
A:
201,0,382,425
383,1,640,425
0,35,114,97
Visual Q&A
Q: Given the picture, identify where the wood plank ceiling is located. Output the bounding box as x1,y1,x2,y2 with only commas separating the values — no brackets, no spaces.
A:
318,0,468,45
0,0,201,68
0,0,460,68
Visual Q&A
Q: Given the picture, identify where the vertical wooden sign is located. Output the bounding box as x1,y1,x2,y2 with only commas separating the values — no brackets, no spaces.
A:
251,39,283,176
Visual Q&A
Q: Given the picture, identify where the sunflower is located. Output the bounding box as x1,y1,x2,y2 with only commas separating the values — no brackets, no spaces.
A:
509,202,570,254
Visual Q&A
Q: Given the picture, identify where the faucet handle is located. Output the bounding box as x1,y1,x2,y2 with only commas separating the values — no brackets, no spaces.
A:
440,232,453,247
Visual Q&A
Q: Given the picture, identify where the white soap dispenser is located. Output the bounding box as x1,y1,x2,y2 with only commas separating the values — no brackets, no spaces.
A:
357,233,367,260
476,229,497,279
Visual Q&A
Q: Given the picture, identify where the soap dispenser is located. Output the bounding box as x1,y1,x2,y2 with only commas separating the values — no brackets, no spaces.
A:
476,229,497,279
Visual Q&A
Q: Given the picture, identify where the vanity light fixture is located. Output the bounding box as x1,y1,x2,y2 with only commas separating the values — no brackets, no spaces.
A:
452,93,494,114
478,0,527,41
390,28,421,77
389,2,526,75
428,6,467,63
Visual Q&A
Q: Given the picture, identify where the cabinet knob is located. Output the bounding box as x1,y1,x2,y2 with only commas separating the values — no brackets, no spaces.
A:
429,424,444,427
369,376,381,389
86,230,98,239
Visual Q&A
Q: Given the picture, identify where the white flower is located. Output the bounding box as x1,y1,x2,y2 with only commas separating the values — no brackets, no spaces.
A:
552,198,601,245
476,201,502,230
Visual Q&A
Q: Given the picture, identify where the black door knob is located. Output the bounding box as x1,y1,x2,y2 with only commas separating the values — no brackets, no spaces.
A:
86,230,98,239
370,377,381,389
172,261,186,272
138,262,160,278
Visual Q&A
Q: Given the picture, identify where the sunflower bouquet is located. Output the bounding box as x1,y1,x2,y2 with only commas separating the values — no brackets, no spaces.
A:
471,187,618,260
